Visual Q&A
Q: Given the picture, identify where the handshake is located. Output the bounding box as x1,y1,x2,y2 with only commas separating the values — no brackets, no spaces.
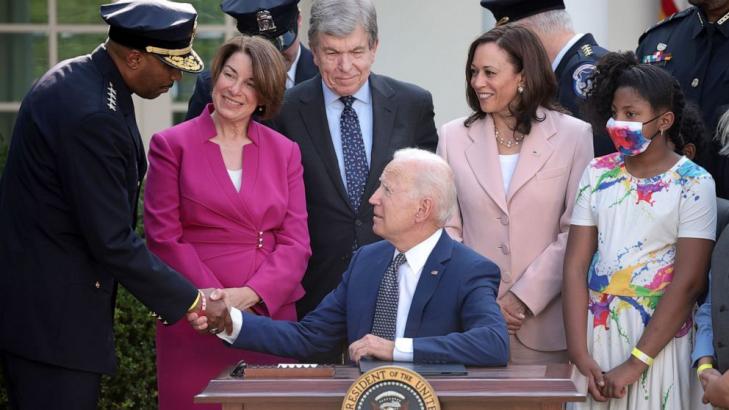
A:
186,289,233,336
186,286,261,335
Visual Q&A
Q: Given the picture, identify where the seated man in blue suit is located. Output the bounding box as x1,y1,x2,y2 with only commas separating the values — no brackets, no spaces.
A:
190,148,509,365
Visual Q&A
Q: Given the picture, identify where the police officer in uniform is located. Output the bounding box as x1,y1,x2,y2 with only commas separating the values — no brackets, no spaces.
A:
0,2,230,408
481,0,613,156
185,0,318,120
637,1,729,198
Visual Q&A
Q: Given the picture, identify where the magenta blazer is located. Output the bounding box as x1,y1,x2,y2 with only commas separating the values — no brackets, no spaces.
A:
144,104,310,410
145,104,310,314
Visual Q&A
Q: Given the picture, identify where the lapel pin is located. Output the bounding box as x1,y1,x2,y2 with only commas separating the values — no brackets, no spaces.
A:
430,270,438,276
657,43,667,51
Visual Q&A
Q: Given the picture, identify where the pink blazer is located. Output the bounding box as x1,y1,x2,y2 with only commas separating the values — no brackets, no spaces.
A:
144,104,310,317
437,109,593,351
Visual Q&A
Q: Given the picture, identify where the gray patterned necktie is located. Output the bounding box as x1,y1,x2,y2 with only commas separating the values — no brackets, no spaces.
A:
339,96,369,211
371,253,407,340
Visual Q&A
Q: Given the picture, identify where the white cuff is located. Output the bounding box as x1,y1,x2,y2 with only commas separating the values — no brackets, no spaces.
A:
216,307,242,343
393,338,414,362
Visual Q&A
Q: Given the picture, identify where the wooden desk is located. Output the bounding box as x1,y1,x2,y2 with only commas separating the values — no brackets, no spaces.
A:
196,363,587,410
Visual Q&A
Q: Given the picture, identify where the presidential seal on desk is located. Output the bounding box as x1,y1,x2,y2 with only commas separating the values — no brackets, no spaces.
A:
342,366,441,410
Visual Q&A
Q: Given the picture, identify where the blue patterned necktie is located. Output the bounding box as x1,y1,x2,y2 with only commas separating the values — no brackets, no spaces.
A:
371,253,407,340
339,96,369,211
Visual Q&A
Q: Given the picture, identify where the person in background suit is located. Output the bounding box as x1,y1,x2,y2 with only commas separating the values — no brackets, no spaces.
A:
185,0,318,120
190,148,509,366
699,223,729,407
437,25,593,365
0,2,229,409
271,0,438,333
145,35,310,410
692,217,729,407
480,0,612,156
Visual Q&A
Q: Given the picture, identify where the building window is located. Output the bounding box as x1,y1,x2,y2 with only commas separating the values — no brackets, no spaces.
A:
0,0,236,147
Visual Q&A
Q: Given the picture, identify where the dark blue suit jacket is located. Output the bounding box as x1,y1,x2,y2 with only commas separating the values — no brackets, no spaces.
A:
231,232,509,366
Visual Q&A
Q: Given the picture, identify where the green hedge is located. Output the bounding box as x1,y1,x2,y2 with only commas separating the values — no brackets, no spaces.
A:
0,139,160,408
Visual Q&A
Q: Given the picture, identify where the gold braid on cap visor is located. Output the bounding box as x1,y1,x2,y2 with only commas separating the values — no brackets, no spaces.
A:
146,44,204,73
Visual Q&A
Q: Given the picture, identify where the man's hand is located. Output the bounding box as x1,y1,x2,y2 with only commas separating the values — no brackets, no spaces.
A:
703,370,729,407
186,289,232,335
348,334,395,363
498,291,528,334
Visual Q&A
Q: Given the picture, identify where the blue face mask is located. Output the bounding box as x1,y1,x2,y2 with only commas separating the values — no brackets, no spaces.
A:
605,113,665,156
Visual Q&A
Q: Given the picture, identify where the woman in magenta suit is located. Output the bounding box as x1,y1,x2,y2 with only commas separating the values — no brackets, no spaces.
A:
144,36,310,410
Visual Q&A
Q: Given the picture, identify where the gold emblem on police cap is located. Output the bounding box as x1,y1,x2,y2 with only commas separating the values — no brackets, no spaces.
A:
496,16,510,27
256,10,277,33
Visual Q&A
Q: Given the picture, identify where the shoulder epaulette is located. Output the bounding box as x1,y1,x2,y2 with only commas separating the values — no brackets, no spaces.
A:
639,7,695,42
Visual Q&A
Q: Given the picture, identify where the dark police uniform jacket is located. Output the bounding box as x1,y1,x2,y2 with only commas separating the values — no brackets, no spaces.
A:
637,7,729,198
0,45,197,375
184,44,318,120
554,33,612,157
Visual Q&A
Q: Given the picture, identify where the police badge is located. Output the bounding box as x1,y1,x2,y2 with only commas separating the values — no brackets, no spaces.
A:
256,10,277,33
572,63,596,99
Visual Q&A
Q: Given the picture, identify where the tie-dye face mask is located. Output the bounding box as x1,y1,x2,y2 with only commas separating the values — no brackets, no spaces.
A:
605,114,664,156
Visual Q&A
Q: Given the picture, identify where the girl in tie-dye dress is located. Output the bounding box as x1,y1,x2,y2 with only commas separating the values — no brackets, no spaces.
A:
563,52,717,410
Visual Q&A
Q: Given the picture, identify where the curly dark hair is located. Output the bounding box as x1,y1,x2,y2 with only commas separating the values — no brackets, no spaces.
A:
582,51,686,148
675,102,708,157
463,25,563,135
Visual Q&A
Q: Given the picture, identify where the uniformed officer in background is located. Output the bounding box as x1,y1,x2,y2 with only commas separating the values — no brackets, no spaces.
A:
637,0,729,198
0,1,230,408
185,0,319,120
481,0,613,156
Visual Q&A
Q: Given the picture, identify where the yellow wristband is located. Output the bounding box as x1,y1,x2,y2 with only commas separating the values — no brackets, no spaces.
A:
697,363,713,377
187,290,201,312
631,347,654,366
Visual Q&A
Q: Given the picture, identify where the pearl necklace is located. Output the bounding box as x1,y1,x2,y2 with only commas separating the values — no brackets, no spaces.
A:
494,126,524,148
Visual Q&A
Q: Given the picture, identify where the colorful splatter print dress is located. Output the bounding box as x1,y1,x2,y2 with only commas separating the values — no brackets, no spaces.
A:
570,153,716,410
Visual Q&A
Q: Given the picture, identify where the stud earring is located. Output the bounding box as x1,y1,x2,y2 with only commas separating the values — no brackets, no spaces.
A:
256,105,264,114
517,85,524,94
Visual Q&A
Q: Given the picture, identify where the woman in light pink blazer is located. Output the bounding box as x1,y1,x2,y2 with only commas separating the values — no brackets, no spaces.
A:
144,37,310,409
437,26,593,364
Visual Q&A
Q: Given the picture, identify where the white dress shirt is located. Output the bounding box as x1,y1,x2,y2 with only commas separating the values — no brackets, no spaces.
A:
498,153,519,193
322,80,374,184
285,44,301,89
226,168,242,192
218,229,444,363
